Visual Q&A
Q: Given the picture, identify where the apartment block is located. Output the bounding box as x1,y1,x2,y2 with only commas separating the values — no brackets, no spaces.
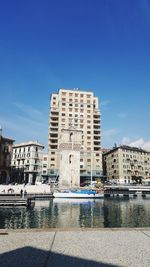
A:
104,145,150,184
0,128,14,184
48,88,102,184
11,141,44,184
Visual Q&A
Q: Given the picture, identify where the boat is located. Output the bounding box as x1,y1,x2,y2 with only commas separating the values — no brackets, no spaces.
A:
53,189,104,199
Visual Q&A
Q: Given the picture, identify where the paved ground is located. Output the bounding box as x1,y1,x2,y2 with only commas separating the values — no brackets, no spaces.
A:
0,228,150,267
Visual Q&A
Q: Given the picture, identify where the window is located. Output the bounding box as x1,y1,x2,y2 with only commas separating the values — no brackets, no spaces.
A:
62,113,65,116
44,157,47,161
43,164,47,168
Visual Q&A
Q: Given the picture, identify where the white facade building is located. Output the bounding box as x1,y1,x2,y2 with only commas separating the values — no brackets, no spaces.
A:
11,141,44,184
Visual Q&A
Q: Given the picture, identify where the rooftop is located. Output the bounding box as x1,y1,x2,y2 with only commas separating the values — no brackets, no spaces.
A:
104,145,150,156
12,140,44,148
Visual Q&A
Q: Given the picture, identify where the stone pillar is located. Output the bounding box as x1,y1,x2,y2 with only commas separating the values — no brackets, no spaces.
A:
59,150,80,188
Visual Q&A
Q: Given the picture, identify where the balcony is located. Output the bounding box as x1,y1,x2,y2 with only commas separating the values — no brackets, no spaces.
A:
94,130,100,135
49,128,58,133
50,145,58,150
49,134,58,139
50,117,58,123
51,111,59,116
93,120,100,125
50,123,58,128
94,136,100,141
94,146,101,151
93,113,100,119
93,127,100,131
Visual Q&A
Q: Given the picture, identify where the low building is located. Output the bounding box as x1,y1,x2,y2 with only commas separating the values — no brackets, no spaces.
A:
11,141,44,184
104,145,150,184
0,128,14,184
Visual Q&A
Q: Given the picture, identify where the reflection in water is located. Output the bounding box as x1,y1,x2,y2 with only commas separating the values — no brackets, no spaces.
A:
0,198,150,229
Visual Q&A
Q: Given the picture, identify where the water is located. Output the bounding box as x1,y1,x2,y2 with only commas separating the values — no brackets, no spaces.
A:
0,198,150,229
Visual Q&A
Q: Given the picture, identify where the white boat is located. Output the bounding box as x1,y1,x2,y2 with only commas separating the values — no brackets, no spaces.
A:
53,189,104,199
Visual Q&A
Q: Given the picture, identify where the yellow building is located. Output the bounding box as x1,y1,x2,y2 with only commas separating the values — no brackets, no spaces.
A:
104,145,150,184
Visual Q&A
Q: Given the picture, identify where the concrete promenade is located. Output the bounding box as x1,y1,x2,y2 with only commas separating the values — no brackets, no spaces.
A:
0,228,150,267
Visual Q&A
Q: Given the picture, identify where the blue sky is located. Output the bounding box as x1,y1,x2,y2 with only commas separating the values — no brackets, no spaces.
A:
0,0,150,151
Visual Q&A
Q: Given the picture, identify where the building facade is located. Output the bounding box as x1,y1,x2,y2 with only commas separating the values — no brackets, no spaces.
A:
48,88,102,184
11,141,44,184
0,128,14,184
104,145,150,184
41,153,48,180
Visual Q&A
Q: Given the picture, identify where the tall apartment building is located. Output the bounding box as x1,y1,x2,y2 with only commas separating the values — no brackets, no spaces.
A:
48,88,102,184
11,141,44,184
104,145,150,184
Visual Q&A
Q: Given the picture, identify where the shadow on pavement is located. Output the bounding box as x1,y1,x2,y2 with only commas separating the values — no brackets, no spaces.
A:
0,246,119,267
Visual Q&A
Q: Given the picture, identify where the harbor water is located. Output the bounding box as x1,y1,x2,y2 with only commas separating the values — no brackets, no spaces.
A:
0,198,150,229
